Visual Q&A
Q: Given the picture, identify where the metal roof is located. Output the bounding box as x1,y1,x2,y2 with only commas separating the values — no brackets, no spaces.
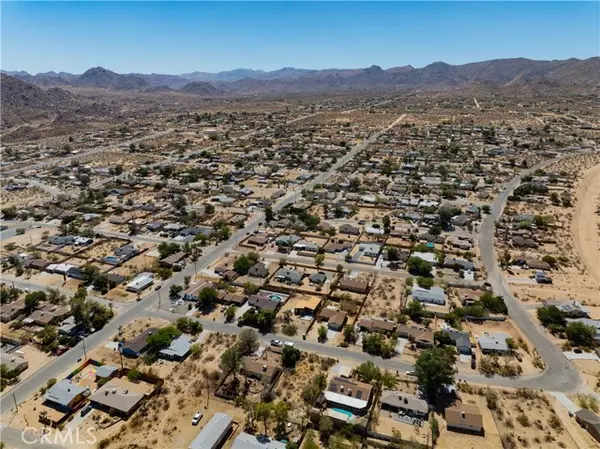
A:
189,413,233,449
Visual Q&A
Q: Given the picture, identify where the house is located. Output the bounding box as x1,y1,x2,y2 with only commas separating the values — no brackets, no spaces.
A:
107,273,126,287
160,251,187,268
323,241,353,253
293,240,319,253
0,348,28,374
89,376,147,418
95,365,119,381
49,236,75,246
24,258,51,271
445,403,484,434
247,235,269,247
358,318,396,334
189,413,233,449
555,300,589,318
308,272,327,286
126,273,154,293
232,433,286,449
380,390,429,418
477,332,510,354
443,257,475,271
293,296,322,316
446,330,472,355
242,357,280,383
324,376,373,415
114,244,139,259
248,295,280,312
339,224,360,236
0,298,26,323
182,282,211,301
575,409,600,443
318,307,348,331
248,263,269,278
275,235,301,249
411,252,438,266
58,316,79,336
411,285,446,305
525,258,552,270
27,304,70,326
275,268,303,285
338,277,369,294
43,379,87,411
396,325,434,348
159,335,192,361
146,221,164,232
456,288,484,306
120,327,158,358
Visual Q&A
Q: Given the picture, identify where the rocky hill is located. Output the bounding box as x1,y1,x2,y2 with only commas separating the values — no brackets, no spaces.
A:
74,67,150,90
180,81,222,96
0,74,112,129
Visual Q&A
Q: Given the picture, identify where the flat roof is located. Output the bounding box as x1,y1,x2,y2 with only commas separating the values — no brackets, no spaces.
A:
232,433,286,449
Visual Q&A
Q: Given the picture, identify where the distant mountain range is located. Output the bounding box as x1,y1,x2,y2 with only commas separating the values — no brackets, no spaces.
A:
2,57,599,97
4,57,600,93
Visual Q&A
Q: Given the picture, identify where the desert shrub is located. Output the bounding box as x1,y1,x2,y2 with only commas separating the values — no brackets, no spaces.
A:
516,413,530,427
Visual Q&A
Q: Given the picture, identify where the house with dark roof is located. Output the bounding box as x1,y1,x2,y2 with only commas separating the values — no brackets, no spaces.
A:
309,272,327,286
318,307,347,331
339,224,360,236
275,268,303,285
575,408,600,443
338,277,369,294
248,263,269,278
120,327,157,358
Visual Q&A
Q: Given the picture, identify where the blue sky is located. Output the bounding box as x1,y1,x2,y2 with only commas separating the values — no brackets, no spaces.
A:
1,1,598,74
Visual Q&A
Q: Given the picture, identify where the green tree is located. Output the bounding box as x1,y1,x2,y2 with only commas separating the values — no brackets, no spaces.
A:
198,287,218,306
147,326,181,353
38,325,58,351
416,276,434,289
265,206,274,223
282,345,301,368
24,291,46,313
224,306,237,322
415,347,457,402
254,402,272,434
234,254,254,275
566,322,597,348
175,317,203,334
319,416,334,441
315,254,325,269
406,300,426,322
220,347,241,376
343,324,357,344
237,328,260,355
407,257,432,277
382,215,391,234
318,325,328,343
169,284,183,300
537,306,566,329
273,401,290,435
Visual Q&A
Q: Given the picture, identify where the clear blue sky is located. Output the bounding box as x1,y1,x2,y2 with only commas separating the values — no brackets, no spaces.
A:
1,1,598,74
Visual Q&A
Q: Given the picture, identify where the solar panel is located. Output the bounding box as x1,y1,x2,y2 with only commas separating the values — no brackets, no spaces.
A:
356,391,363,399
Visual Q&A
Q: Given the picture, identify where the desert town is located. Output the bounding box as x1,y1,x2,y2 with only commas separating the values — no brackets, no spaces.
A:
0,83,599,449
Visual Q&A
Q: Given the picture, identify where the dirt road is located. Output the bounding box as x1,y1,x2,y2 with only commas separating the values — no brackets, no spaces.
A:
572,163,600,285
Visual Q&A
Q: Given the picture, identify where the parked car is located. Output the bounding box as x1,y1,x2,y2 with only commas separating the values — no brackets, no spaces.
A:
284,341,294,347
80,404,93,416
154,284,162,291
192,412,203,425
270,340,282,347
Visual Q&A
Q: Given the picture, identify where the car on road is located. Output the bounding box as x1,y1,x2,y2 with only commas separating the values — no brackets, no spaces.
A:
270,340,282,347
284,341,294,347
154,285,161,291
192,412,203,425
405,370,416,377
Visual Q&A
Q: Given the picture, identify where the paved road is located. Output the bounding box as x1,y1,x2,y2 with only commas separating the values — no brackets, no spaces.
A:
477,158,584,392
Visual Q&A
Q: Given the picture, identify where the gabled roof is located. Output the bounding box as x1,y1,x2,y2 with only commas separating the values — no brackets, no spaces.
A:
44,380,86,407
380,390,428,415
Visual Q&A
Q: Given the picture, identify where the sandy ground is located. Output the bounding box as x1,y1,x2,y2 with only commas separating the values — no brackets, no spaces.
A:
572,163,600,285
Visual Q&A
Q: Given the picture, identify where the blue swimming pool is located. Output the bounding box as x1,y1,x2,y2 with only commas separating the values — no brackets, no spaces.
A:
331,408,353,418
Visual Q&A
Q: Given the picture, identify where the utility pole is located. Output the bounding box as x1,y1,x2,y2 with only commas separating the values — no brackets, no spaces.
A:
82,338,87,360
13,393,18,412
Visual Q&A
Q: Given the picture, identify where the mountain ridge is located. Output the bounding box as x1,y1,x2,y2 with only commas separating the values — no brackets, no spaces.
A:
2,57,599,94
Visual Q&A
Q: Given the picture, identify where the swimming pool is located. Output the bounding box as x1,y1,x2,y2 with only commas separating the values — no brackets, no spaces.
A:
268,294,283,301
331,408,354,418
